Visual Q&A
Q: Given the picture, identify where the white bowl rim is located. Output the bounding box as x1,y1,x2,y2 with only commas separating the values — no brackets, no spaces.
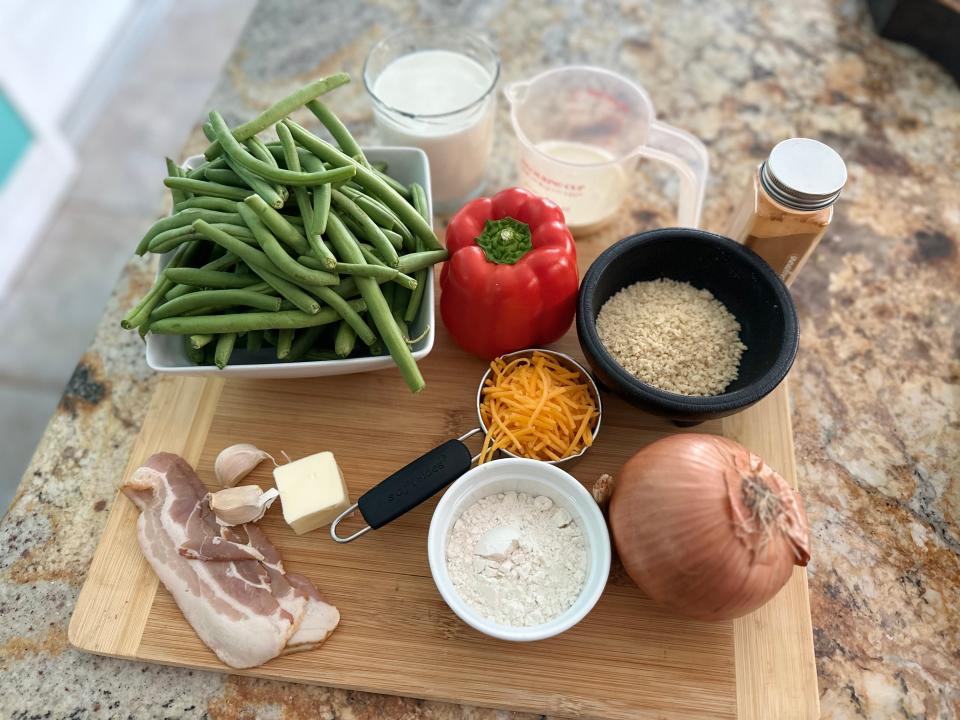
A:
427,457,611,642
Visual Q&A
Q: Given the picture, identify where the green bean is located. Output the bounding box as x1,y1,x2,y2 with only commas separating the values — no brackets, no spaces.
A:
305,99,370,168
371,161,388,173
209,111,357,187
136,208,240,255
266,143,319,169
203,73,350,159
334,320,356,357
201,252,240,272
203,168,246,187
341,187,397,231
276,328,294,359
150,289,281,321
245,135,288,202
166,157,190,204
122,241,202,328
325,213,424,392
405,270,427,323
147,219,248,252
285,326,324,361
397,249,448,274
252,266,322,315
173,196,238,214
214,333,238,369
241,195,310,255
163,176,254,202
330,194,399,266
311,182,332,236
276,123,309,216
410,183,429,218
237,203,338,286
271,271,376,345
284,120,441,253
184,336,206,364
380,228,404,247
246,329,264,351
226,155,286,208
337,262,418,289
372,166,412,200
163,268,262,289
190,334,214,349
357,244,387,267
405,188,431,323
150,301,365,334
165,283,196,301
191,220,322,313
246,135,278,167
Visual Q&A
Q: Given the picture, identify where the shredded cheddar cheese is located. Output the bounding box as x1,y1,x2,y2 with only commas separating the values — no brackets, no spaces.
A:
478,352,599,463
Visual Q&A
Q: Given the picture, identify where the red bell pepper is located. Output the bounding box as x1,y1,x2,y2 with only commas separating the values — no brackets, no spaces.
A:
440,187,578,359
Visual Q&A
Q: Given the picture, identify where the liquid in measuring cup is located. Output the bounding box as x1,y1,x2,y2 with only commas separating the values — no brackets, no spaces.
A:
366,40,498,211
520,140,628,232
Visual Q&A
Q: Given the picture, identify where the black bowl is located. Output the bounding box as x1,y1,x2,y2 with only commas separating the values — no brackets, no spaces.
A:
576,228,798,424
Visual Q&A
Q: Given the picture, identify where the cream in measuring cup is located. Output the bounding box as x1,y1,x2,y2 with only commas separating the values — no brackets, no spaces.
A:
505,66,709,234
364,28,500,212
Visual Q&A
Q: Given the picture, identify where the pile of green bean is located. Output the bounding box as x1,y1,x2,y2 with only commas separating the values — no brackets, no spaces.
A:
122,73,447,393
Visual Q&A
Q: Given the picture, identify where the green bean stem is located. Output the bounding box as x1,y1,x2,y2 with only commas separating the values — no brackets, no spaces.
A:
334,320,356,357
165,157,190,204
214,333,238,369
276,328,294,359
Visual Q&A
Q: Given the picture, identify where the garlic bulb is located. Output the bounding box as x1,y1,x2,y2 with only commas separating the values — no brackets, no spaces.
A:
208,485,279,526
215,443,274,488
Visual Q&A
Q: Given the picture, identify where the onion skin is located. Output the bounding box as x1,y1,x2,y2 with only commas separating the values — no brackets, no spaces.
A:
609,433,810,621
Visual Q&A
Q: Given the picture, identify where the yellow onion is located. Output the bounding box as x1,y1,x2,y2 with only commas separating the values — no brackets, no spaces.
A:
609,433,810,621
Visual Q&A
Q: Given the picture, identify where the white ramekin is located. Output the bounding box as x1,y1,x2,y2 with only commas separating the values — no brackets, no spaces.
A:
427,458,611,642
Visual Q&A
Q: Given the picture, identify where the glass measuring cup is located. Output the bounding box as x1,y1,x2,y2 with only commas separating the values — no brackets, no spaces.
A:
363,27,500,213
505,66,708,233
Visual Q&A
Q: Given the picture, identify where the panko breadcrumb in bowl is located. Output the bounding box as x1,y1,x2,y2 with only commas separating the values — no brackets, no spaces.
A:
575,228,799,425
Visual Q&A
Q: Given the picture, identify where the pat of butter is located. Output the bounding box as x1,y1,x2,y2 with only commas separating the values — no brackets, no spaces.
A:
273,451,351,535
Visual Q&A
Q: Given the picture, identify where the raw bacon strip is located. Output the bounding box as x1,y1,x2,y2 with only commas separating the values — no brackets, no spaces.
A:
122,452,339,668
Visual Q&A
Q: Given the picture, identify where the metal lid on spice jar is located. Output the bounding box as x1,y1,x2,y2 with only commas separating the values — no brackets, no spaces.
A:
760,138,847,211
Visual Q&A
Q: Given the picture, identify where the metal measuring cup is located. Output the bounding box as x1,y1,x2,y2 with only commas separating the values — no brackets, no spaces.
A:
330,349,602,543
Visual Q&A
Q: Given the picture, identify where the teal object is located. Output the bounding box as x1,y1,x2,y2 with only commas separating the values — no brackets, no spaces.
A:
0,90,32,186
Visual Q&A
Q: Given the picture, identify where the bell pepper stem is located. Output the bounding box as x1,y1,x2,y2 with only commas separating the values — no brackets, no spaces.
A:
476,217,532,264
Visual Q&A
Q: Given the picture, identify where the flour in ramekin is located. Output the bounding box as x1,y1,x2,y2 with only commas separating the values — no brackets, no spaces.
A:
445,491,587,626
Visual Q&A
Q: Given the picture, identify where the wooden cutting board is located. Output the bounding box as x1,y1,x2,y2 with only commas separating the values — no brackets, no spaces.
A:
69,235,819,720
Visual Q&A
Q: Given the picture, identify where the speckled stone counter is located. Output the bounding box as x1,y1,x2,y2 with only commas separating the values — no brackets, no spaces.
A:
2,0,958,718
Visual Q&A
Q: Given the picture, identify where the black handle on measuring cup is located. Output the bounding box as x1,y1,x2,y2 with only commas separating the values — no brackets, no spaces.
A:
357,439,472,530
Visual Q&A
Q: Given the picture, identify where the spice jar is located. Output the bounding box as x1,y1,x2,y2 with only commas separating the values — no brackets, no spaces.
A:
727,138,847,286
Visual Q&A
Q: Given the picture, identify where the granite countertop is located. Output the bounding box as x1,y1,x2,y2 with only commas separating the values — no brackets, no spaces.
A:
2,0,958,717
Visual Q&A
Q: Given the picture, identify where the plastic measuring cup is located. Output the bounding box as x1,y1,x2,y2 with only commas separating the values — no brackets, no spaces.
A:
505,66,708,233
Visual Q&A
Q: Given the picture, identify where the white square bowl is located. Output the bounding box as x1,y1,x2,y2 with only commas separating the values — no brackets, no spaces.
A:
144,146,435,379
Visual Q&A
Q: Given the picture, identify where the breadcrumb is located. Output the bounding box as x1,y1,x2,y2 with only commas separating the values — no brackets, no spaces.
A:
596,279,746,396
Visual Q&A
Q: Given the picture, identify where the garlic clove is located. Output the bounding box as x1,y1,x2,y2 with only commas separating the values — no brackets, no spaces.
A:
215,443,274,488
208,485,279,526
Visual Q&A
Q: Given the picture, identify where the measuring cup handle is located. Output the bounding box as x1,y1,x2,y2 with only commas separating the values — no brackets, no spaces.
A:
356,439,473,531
639,121,710,228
